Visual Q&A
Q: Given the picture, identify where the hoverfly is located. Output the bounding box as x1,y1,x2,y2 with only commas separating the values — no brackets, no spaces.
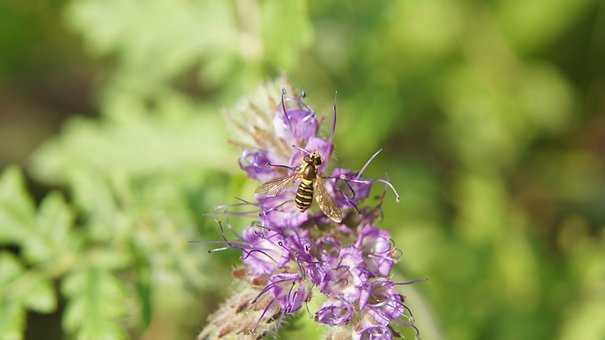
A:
255,151,343,223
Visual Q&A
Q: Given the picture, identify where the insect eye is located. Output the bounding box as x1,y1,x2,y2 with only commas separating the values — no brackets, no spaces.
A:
315,158,322,165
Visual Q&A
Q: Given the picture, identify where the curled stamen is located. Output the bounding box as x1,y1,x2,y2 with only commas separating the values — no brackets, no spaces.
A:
253,298,276,334
207,202,259,218
252,278,293,304
281,88,293,132
375,178,400,202
262,199,294,214
205,240,252,253
294,257,307,280
242,249,278,264
390,247,404,260
393,278,428,286
356,148,383,179
401,303,415,320
297,90,314,112
250,221,270,230
205,210,259,218
217,220,236,246
213,202,249,211
234,197,259,206
203,240,249,247
305,300,312,318
363,235,394,256
208,246,231,253
366,253,390,260
330,101,337,142
212,199,258,214
301,112,316,124
285,281,297,313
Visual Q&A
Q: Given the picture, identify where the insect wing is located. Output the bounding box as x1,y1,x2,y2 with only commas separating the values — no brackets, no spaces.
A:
255,173,299,196
314,176,343,223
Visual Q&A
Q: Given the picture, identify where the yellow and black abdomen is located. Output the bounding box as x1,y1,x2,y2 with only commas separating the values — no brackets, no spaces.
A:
295,179,314,211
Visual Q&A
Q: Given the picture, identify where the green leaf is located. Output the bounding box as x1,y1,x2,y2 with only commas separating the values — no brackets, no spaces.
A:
0,253,24,284
0,300,25,340
0,255,26,340
30,101,231,186
37,192,73,243
23,192,75,263
22,274,56,313
0,166,36,244
0,253,57,337
62,267,127,340
68,171,122,241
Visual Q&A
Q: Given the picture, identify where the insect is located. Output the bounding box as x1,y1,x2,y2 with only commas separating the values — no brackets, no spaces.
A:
255,151,343,223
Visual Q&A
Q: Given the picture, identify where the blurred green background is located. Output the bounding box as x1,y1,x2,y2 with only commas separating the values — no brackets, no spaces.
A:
1,0,605,339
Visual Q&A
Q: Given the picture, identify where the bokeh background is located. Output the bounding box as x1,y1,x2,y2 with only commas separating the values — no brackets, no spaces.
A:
1,1,605,339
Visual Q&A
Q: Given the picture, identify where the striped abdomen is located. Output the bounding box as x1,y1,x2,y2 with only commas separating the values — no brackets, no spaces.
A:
295,179,314,211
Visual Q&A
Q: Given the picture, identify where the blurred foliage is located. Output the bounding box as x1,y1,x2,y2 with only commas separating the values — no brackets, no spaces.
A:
1,0,605,339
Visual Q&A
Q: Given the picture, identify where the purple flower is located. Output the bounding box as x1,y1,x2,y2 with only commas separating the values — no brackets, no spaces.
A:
353,325,393,340
258,193,309,229
356,225,397,277
359,279,405,324
321,247,367,303
212,79,417,339
268,273,310,314
274,107,318,145
239,149,284,182
315,299,354,326
311,235,341,263
235,91,320,185
241,228,290,276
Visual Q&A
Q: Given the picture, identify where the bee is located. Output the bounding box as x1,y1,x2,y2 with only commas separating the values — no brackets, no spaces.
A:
255,151,343,223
